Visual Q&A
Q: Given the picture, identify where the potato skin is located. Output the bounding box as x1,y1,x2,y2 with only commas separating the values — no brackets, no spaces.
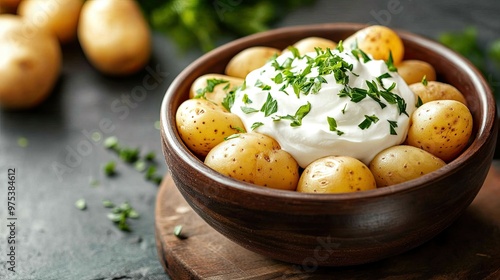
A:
344,25,404,64
190,74,244,106
0,15,61,109
225,46,281,78
78,0,151,75
176,99,245,157
205,133,299,191
297,156,376,194
397,60,436,85
406,100,473,162
409,81,468,106
369,145,446,187
18,0,83,44
286,36,337,55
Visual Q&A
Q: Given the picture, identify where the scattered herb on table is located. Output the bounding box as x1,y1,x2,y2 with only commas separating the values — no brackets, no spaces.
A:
173,225,186,239
17,137,29,148
103,160,117,176
106,201,140,232
75,199,87,211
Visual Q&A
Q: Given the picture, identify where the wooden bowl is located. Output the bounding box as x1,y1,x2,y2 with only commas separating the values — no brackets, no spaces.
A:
159,23,498,266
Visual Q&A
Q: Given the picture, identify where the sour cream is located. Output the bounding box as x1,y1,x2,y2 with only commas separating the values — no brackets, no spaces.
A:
231,47,416,168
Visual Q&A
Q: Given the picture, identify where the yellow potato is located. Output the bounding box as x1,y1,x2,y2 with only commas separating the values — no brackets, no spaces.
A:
190,74,244,106
205,132,299,191
176,99,245,157
397,60,436,85
369,145,446,187
409,81,468,106
225,46,281,78
285,36,337,55
406,100,473,162
297,156,376,194
0,15,61,109
344,25,404,64
18,0,83,44
78,0,151,75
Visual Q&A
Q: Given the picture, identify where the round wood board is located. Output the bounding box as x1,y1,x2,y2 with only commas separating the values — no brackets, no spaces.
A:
155,165,500,280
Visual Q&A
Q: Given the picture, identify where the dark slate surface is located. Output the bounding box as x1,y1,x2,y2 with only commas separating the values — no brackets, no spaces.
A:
0,0,499,279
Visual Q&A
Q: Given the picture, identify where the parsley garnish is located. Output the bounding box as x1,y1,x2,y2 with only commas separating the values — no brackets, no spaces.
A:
103,161,117,176
385,51,398,72
195,78,229,99
421,75,428,86
251,122,264,130
75,199,87,210
221,89,236,111
416,96,424,108
260,93,278,117
242,94,252,104
358,115,379,130
388,120,398,135
224,134,241,140
106,201,139,232
336,40,344,53
327,116,344,136
274,102,311,127
240,106,259,114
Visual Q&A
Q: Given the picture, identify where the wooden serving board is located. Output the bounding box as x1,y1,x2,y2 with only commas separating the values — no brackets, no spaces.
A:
155,166,500,280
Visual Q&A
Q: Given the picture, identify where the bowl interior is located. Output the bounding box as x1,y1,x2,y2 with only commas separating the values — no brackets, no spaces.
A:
161,23,496,200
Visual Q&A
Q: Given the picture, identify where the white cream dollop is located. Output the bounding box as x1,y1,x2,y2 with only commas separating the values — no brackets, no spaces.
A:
231,48,416,168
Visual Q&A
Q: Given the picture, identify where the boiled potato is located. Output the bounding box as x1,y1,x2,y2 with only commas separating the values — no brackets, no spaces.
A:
406,100,473,162
369,145,446,187
176,99,245,157
18,0,83,44
285,36,337,55
190,74,244,105
297,156,376,194
78,0,151,75
344,25,404,64
0,15,61,109
409,81,468,106
205,132,299,191
397,60,436,85
225,46,281,78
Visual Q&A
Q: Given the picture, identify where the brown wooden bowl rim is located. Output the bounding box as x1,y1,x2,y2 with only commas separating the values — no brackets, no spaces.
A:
161,22,496,201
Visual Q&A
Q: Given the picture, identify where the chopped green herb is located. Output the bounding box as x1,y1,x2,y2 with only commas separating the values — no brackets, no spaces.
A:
288,46,301,58
173,225,186,239
260,93,278,117
232,126,246,133
221,90,236,111
240,106,259,114
327,116,344,136
272,73,284,84
103,161,117,176
195,78,229,99
416,96,424,108
224,134,241,140
341,103,347,114
358,115,379,130
17,137,29,148
154,120,161,130
134,160,147,172
119,147,140,163
274,102,311,127
242,94,252,104
102,200,115,208
251,122,264,130
421,75,428,86
388,120,398,135
336,40,344,53
75,199,87,210
144,151,156,161
107,202,139,232
103,136,119,150
385,51,398,72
